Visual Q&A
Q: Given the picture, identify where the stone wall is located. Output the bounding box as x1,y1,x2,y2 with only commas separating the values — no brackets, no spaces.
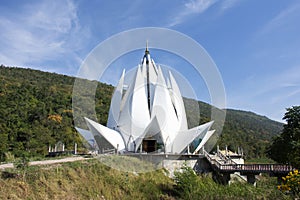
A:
162,158,212,178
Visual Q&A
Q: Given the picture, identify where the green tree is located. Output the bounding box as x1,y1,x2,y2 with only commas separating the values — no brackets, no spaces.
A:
267,106,300,168
0,132,8,161
173,164,198,198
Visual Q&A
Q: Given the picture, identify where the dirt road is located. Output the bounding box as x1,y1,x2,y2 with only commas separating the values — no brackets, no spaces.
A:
0,156,88,170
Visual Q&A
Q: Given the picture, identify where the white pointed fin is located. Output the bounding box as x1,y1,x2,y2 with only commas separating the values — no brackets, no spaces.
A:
193,130,215,154
75,127,99,150
149,62,158,113
151,67,180,146
131,66,151,138
85,117,125,151
120,68,136,111
107,69,125,129
148,58,158,84
141,53,158,81
141,57,158,114
166,75,171,89
172,121,214,154
169,71,188,131
118,68,138,144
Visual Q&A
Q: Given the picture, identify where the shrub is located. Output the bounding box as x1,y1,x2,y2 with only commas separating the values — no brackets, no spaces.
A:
278,169,300,198
173,164,198,198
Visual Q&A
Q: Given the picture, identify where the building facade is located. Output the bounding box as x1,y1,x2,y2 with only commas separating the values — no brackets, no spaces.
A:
76,47,215,154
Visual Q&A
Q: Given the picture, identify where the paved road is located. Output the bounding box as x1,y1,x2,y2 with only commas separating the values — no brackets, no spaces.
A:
0,156,87,170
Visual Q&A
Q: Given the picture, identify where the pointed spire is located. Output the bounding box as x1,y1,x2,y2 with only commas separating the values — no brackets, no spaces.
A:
145,40,149,55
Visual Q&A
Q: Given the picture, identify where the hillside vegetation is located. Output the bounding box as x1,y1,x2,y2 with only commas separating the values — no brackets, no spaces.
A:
0,159,289,199
0,65,283,161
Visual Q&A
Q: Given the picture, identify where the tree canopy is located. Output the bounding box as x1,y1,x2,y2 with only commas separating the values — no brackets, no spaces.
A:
267,106,300,168
0,65,284,161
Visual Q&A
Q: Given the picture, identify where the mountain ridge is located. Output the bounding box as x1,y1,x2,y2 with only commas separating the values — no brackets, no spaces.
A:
0,65,283,160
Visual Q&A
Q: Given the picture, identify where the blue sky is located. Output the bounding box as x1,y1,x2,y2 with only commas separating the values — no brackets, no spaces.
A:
0,0,299,122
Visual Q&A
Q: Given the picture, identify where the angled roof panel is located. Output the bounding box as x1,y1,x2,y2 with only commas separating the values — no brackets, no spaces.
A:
85,117,125,151
75,127,99,150
193,130,215,154
172,121,213,154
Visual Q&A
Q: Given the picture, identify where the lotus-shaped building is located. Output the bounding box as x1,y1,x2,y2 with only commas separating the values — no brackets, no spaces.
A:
76,47,215,154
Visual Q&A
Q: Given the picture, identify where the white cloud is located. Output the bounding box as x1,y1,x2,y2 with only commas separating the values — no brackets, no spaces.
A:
167,0,241,27
185,0,217,13
0,0,89,72
168,0,218,27
227,64,300,122
260,2,300,35
232,65,300,106
262,65,300,96
219,0,240,12
24,1,77,33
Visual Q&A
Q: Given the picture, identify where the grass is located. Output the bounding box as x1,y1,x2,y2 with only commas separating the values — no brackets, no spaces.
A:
182,175,290,200
0,159,173,199
0,158,292,200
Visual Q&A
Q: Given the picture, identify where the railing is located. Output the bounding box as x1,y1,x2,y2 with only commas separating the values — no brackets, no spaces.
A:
203,150,294,174
102,148,116,154
217,151,231,162
218,164,294,173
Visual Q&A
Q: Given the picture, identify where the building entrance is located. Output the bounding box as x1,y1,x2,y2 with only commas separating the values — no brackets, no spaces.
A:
142,139,157,152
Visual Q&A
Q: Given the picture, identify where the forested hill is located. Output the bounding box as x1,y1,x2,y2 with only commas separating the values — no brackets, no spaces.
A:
0,65,283,161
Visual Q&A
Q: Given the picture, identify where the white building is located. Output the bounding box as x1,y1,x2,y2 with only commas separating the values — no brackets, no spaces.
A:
76,47,215,154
